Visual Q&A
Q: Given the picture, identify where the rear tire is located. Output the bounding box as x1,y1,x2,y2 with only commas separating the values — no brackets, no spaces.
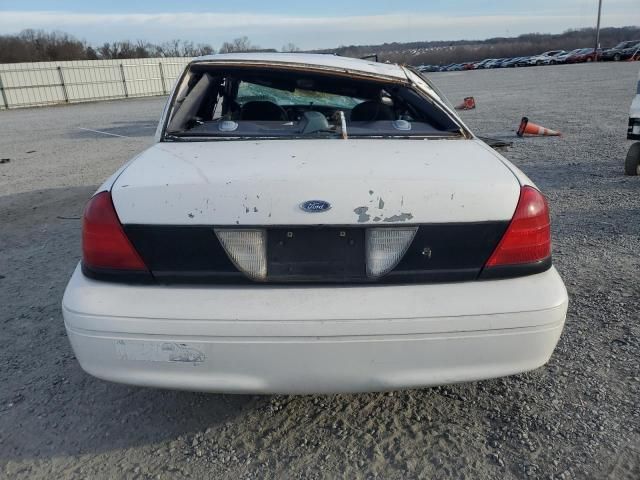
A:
625,143,640,176
614,54,621,61
586,57,593,62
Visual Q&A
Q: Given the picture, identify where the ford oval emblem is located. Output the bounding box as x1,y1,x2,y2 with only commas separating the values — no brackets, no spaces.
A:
300,200,332,213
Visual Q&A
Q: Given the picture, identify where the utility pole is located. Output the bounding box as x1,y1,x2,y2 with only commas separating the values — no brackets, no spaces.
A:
594,0,603,61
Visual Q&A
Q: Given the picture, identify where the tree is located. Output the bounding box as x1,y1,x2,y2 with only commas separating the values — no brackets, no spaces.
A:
219,36,258,53
282,43,300,52
85,46,99,60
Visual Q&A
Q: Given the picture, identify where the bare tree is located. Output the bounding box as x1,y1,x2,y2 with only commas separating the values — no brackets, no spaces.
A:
160,39,182,57
196,44,216,56
282,43,301,52
219,36,259,53
97,42,119,59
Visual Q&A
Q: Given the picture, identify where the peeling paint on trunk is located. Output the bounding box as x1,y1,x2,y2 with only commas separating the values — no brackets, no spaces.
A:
383,213,414,222
354,206,371,223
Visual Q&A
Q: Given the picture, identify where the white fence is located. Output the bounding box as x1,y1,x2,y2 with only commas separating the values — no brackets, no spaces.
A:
0,57,191,109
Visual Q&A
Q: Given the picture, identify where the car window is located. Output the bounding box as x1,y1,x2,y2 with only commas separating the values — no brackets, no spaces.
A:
164,66,463,140
236,81,363,110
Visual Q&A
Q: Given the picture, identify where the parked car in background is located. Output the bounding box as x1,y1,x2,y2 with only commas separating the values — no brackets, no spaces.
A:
503,56,531,68
473,59,495,69
528,50,566,66
566,48,601,63
61,53,568,394
417,64,440,73
542,51,567,65
554,49,581,64
601,40,640,61
485,58,508,68
618,44,640,61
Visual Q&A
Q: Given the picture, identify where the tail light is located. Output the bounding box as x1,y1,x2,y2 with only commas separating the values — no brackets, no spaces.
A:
484,186,551,269
82,191,148,273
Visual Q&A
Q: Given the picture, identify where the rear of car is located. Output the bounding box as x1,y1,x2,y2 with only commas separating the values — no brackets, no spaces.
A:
62,54,568,394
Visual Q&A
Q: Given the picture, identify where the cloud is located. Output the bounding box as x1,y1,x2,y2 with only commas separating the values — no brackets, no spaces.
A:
0,10,636,49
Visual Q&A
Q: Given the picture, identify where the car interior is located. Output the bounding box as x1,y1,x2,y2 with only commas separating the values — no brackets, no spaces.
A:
165,65,462,138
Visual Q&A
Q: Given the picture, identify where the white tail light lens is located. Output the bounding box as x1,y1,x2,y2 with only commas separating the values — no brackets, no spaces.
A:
215,229,267,281
366,227,417,278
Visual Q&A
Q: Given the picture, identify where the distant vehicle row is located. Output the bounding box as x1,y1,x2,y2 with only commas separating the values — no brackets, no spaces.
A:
417,40,640,72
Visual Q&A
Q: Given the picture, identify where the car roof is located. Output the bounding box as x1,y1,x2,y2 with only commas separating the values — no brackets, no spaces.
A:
191,53,408,80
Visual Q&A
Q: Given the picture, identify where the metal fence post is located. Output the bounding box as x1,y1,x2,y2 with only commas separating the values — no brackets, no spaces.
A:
57,66,69,103
119,63,129,98
0,72,9,109
159,62,167,94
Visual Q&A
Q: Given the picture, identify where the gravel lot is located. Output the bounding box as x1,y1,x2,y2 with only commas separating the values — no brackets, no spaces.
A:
1,62,639,479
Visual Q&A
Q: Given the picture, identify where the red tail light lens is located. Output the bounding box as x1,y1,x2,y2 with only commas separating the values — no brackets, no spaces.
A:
82,191,147,271
485,186,551,267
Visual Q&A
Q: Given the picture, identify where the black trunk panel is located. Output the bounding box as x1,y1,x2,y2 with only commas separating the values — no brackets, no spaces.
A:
121,222,511,285
268,228,366,281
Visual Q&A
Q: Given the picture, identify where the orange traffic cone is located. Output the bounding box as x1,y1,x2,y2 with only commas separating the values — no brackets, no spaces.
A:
517,117,561,137
455,97,476,110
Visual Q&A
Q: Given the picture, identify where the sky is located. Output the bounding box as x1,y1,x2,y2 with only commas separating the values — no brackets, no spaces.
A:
0,1,639,50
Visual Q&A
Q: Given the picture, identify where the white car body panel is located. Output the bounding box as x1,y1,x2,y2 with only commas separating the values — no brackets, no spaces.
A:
111,139,520,225
63,265,567,394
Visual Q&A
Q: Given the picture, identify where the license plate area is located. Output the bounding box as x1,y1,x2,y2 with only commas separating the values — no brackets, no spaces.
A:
267,228,365,281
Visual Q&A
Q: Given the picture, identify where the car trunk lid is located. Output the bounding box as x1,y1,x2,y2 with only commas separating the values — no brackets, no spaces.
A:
112,139,520,226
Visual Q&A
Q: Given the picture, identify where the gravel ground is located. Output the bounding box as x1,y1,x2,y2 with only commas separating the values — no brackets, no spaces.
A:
1,62,639,479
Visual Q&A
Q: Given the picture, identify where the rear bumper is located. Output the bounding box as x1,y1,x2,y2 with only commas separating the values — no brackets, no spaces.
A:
62,265,568,394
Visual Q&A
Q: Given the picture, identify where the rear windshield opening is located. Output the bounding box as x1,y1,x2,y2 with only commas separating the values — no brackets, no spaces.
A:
163,65,462,140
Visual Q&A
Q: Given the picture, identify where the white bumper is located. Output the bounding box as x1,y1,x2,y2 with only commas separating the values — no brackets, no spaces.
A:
62,265,568,394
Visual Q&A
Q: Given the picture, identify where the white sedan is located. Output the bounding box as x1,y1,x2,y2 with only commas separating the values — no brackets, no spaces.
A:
62,53,568,394
528,50,566,65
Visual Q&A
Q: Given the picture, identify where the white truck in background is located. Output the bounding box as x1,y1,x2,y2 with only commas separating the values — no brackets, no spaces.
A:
626,68,640,175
